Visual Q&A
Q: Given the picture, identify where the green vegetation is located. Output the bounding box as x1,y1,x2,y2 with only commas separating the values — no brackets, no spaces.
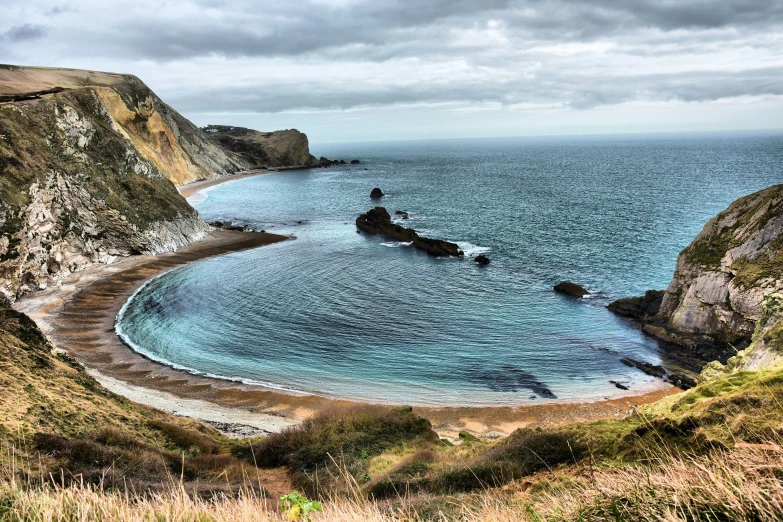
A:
235,406,437,496
279,492,322,521
682,185,783,289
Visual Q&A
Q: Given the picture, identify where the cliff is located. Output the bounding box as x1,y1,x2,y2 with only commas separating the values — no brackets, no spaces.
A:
658,185,783,344
611,184,783,367
701,293,783,379
0,65,247,299
202,125,324,168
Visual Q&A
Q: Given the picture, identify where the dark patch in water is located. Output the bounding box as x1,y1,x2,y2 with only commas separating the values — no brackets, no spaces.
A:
476,365,557,399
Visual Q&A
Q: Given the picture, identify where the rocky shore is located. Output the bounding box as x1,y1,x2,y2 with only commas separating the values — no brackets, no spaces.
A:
607,184,783,385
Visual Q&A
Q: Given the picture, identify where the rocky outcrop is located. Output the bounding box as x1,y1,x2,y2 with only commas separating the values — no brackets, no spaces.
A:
644,186,783,353
607,290,664,320
370,188,384,198
202,125,325,169
475,255,491,265
608,185,783,372
701,293,783,379
554,281,589,297
0,66,224,299
356,207,464,257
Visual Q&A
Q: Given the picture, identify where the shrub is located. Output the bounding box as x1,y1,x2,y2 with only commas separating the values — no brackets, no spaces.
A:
234,405,436,497
235,405,436,472
147,420,221,455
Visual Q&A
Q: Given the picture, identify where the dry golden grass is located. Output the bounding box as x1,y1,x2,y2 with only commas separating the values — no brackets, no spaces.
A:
2,443,782,521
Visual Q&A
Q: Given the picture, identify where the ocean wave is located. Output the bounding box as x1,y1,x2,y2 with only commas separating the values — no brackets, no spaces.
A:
457,242,491,256
381,241,413,247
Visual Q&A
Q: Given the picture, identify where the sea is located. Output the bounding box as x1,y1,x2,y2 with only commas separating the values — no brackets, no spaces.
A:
115,132,783,407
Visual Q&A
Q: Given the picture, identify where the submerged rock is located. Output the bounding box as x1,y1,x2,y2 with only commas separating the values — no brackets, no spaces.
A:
620,357,666,378
475,255,490,265
609,380,629,390
554,281,589,297
356,206,464,257
351,159,361,164
370,187,384,198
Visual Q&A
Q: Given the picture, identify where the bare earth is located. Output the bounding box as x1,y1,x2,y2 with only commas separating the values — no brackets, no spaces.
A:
14,179,681,439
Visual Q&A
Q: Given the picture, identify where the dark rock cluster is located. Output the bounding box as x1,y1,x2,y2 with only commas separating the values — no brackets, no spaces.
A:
356,207,464,257
607,290,664,320
553,281,590,297
620,357,697,390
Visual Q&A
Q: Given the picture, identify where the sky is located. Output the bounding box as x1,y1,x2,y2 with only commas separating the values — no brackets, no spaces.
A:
1,0,782,144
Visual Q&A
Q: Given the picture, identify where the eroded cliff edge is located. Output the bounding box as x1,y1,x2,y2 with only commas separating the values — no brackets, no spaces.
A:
611,184,783,374
0,65,249,299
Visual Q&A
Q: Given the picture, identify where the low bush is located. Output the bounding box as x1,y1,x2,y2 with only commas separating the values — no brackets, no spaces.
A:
147,420,221,455
234,405,437,497
235,405,436,472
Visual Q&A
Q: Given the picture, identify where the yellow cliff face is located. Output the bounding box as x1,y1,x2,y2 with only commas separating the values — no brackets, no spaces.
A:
95,87,210,186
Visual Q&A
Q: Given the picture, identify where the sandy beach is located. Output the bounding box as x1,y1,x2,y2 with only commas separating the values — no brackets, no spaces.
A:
13,176,681,440
178,169,273,199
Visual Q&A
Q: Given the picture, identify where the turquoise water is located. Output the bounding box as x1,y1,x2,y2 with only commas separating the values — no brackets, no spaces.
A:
116,133,783,406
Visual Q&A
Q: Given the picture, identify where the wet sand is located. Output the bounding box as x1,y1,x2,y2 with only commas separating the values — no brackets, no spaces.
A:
15,228,681,439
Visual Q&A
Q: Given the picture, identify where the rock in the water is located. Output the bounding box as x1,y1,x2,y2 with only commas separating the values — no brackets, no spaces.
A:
356,206,464,257
608,290,664,320
351,159,361,164
475,254,490,265
370,187,384,198
620,357,666,378
620,357,698,390
554,281,589,297
338,159,347,164
609,380,629,390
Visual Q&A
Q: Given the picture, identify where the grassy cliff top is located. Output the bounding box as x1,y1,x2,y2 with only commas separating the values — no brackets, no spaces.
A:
0,64,131,96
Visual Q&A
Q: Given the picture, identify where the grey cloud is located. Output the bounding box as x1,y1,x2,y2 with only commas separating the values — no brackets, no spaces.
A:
2,24,47,42
164,65,783,114
101,1,783,61
1,0,782,119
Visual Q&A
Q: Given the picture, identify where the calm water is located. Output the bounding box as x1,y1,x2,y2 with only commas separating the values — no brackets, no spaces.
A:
116,133,783,406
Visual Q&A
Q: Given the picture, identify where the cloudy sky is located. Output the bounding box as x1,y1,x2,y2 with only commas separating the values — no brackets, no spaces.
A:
1,0,782,143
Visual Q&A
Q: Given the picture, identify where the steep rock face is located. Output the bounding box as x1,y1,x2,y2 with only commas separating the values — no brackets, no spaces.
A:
0,66,251,185
656,185,783,347
701,293,783,379
0,77,208,299
202,125,320,168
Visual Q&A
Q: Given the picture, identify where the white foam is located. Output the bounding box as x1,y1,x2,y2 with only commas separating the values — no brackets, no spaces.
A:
381,241,413,248
457,242,491,256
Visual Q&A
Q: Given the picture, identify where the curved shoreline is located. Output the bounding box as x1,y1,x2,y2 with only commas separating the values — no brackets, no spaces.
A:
178,169,273,199
15,227,680,439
